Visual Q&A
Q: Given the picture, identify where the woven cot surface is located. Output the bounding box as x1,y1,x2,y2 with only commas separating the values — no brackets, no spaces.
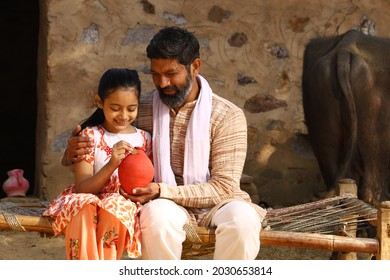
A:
0,194,378,234
0,194,379,258
263,194,377,234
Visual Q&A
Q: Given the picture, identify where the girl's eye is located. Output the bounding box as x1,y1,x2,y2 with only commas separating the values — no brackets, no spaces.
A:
128,106,137,112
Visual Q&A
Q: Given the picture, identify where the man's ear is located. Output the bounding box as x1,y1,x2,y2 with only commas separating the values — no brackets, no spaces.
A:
191,58,201,77
95,95,103,109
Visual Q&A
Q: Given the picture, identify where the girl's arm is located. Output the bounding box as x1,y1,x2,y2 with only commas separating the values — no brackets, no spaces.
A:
75,140,133,194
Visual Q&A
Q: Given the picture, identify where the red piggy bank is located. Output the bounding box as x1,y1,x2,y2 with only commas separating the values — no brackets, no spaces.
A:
118,147,154,194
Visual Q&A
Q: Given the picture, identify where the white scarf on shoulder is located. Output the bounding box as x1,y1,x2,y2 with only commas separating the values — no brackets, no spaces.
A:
152,75,212,185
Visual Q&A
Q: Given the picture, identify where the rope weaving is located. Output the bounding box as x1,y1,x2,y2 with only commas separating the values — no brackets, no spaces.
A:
263,194,377,234
0,202,29,231
0,200,51,232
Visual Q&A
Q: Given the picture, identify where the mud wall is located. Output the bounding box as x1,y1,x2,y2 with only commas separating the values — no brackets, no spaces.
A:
36,0,390,206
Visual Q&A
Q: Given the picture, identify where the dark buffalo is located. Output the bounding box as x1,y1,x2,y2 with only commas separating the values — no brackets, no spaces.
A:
302,30,390,206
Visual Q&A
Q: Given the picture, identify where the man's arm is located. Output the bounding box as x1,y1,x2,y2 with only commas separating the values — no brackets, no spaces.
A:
158,106,248,208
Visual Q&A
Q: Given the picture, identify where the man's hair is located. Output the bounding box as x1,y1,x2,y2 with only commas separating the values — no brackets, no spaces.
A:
146,26,200,66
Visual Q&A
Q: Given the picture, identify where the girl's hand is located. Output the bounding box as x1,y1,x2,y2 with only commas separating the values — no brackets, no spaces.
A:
109,140,135,168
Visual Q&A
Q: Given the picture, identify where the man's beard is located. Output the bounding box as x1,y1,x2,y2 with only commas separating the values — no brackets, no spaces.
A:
157,74,193,108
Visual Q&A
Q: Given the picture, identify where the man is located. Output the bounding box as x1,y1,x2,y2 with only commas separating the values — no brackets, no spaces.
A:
62,26,266,259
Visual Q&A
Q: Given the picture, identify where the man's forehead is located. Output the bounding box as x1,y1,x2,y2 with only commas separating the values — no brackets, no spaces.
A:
150,58,185,72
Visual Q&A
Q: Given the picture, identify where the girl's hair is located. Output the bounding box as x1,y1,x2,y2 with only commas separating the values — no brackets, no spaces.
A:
80,68,141,130
146,26,200,67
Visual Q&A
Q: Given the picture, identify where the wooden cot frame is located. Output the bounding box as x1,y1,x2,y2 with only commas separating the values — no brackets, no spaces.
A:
1,179,390,260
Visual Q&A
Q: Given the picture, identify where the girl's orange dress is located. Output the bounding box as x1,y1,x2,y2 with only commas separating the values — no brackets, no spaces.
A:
43,125,152,259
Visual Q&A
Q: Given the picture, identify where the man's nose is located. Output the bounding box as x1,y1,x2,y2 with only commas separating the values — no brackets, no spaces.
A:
158,75,171,88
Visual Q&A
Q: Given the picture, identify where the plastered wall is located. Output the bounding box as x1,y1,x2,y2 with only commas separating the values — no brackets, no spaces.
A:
36,0,390,206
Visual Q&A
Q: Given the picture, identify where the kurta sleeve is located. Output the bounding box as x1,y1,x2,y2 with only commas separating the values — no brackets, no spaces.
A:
159,103,250,208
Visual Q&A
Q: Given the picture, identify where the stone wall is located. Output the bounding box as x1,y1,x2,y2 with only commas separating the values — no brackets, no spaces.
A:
37,0,390,206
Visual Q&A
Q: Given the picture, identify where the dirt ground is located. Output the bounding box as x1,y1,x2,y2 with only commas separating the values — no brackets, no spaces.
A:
0,229,348,260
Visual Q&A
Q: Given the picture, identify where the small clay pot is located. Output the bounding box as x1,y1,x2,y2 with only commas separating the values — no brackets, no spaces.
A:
2,169,30,197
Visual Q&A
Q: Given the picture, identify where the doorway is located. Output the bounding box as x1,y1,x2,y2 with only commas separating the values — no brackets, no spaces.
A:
0,1,39,197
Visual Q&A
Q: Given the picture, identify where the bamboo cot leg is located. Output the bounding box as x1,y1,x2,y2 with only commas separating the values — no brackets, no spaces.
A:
376,201,390,260
337,178,358,260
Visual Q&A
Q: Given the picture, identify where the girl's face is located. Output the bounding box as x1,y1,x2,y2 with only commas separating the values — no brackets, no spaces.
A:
96,87,139,134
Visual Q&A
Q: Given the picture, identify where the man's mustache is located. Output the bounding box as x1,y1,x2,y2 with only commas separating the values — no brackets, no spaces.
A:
159,86,177,92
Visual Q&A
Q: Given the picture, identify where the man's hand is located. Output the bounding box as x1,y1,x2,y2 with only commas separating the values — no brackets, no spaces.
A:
120,182,160,204
61,125,94,166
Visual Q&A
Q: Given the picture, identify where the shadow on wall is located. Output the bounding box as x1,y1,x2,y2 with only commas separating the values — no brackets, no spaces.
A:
247,133,327,208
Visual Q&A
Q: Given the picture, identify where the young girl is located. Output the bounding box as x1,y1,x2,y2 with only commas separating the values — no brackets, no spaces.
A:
43,68,152,260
